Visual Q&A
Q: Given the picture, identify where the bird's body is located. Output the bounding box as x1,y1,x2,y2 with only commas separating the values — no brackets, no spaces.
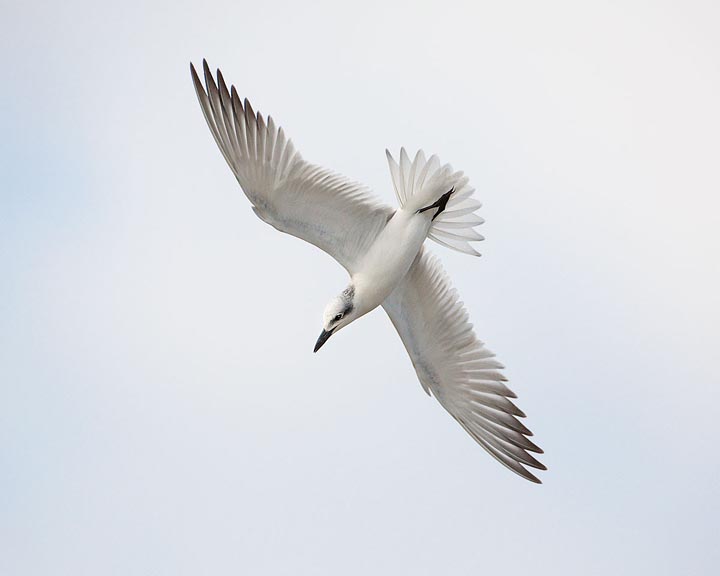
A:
191,60,545,483
352,209,430,319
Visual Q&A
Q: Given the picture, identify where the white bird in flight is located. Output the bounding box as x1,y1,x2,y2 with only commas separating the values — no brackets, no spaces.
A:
191,60,545,483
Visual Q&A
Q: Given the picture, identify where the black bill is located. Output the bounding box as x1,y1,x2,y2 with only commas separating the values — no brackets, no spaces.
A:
313,327,335,353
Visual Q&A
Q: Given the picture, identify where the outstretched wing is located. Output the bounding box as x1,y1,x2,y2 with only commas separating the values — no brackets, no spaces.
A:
383,248,545,483
191,60,393,272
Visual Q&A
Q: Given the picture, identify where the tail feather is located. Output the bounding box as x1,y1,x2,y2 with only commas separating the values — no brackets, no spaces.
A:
433,214,485,229
428,232,482,256
431,227,485,242
386,148,485,256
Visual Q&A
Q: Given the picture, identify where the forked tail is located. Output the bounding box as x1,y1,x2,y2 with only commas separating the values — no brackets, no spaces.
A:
386,148,485,256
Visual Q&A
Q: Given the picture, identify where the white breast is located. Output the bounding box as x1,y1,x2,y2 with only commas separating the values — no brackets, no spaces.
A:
352,209,431,310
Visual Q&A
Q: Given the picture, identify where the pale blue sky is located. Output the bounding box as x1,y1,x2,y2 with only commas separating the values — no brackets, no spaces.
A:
2,1,719,574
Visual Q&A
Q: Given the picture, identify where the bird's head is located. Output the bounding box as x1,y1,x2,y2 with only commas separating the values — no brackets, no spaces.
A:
314,285,357,352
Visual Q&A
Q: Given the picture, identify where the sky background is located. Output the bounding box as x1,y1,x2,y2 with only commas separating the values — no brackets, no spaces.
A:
2,1,719,574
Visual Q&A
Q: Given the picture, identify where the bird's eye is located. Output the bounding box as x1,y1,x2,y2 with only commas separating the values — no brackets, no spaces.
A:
334,313,343,322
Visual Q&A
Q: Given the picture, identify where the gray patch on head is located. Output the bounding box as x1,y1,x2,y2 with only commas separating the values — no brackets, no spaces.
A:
342,285,355,314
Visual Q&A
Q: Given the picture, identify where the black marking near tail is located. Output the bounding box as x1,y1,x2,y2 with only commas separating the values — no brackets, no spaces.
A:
417,187,455,221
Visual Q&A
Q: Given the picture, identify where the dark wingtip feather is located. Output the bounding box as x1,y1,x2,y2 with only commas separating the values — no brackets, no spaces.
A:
527,473,542,484
516,462,543,484
202,59,214,89
216,68,227,92
190,61,200,82
230,85,244,117
189,62,206,98
524,438,544,454
244,97,255,118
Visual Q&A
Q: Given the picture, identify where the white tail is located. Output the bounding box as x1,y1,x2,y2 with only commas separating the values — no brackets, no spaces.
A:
386,148,485,256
